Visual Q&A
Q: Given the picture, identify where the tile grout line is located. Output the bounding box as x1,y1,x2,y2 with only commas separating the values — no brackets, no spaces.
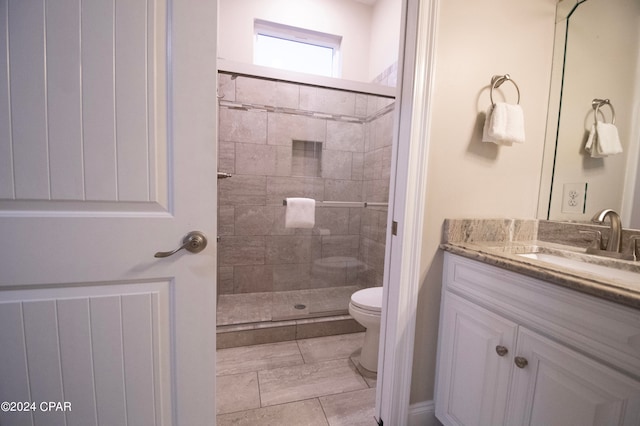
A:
295,338,307,364
317,396,331,426
256,358,369,408
347,356,371,388
256,368,265,408
217,334,374,423
259,340,304,408
217,396,330,419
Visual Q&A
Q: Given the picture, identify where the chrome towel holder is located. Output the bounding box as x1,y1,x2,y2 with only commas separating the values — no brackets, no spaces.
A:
489,74,521,105
592,98,616,125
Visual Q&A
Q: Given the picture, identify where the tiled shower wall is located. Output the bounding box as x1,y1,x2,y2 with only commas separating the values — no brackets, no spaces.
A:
217,73,394,297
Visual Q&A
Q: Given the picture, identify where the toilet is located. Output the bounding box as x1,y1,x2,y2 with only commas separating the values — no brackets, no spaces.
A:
349,286,383,373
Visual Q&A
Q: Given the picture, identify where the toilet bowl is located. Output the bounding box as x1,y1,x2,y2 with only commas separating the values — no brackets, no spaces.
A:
349,286,383,373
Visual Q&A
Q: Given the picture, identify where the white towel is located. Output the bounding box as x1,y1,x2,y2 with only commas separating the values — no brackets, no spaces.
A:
482,102,525,145
285,197,315,228
481,107,498,143
584,122,623,158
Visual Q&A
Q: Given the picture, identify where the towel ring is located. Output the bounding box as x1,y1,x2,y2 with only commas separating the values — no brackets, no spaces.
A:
490,74,521,106
592,98,615,125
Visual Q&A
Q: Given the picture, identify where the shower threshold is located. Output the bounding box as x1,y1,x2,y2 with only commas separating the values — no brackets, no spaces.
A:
216,286,365,349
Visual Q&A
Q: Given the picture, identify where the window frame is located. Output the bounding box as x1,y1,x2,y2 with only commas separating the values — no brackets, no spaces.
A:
253,19,342,78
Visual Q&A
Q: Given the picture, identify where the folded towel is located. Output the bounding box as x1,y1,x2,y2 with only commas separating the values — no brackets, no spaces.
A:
482,107,498,143
482,102,525,145
585,122,623,158
285,197,315,228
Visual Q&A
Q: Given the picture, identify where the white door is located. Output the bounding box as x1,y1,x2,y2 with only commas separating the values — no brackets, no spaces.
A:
506,328,640,426
0,1,217,425
435,292,517,426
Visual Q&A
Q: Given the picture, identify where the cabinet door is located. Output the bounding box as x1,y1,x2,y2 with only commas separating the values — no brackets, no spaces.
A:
506,328,640,426
435,292,518,426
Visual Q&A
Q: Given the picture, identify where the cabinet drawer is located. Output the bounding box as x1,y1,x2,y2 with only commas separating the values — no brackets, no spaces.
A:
444,252,640,378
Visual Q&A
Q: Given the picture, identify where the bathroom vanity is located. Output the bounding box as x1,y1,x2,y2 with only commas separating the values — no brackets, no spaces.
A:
434,219,640,426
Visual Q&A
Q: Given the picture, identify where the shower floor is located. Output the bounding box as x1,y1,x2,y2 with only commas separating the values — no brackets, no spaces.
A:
217,286,362,326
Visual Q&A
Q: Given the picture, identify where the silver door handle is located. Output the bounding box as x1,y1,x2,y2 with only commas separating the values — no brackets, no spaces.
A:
217,172,232,179
154,231,208,258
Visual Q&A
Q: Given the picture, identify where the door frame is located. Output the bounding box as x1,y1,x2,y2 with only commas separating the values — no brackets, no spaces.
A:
209,0,440,422
377,0,439,423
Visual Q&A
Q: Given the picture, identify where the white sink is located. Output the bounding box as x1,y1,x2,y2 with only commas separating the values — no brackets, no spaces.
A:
518,252,640,287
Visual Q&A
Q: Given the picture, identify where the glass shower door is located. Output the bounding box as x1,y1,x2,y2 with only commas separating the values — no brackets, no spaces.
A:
216,70,394,325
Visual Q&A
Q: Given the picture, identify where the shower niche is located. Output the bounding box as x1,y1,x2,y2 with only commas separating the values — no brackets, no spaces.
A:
292,140,323,177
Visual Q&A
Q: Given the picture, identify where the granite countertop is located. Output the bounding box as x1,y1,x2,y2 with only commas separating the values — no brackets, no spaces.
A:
441,219,640,310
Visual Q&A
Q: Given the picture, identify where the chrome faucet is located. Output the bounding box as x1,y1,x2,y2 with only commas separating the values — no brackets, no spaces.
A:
591,209,622,252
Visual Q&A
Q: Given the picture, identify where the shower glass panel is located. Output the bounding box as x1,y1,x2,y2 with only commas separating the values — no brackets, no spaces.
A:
216,71,394,326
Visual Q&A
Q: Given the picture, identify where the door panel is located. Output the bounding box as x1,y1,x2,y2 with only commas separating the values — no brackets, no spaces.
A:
0,0,167,205
0,0,11,198
507,328,640,426
435,292,517,426
6,0,48,200
0,1,217,424
0,283,171,426
46,0,83,200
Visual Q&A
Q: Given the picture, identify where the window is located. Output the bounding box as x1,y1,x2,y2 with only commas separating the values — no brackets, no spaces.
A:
254,19,342,78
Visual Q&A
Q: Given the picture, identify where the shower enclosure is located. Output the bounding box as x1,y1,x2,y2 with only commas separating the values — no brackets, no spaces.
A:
216,70,394,327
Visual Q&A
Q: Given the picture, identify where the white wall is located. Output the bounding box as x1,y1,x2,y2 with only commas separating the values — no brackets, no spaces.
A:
410,0,557,404
218,0,374,82
368,0,401,81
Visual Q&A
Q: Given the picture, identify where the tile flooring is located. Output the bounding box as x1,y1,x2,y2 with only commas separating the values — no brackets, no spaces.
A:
217,286,361,325
216,332,377,425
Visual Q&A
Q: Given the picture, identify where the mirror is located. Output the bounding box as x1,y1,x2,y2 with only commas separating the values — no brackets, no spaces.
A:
538,0,640,227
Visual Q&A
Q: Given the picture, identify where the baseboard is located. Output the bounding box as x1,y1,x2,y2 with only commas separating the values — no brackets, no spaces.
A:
408,400,440,426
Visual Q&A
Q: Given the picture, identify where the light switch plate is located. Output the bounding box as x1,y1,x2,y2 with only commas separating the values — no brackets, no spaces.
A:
561,182,587,214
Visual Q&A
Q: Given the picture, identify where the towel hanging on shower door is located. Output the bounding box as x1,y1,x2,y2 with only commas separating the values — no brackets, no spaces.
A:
284,197,315,228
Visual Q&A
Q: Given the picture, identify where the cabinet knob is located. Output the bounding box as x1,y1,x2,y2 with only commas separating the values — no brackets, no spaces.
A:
495,345,509,357
514,356,528,369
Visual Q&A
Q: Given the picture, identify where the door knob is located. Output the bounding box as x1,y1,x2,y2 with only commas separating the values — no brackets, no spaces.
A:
154,231,208,258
